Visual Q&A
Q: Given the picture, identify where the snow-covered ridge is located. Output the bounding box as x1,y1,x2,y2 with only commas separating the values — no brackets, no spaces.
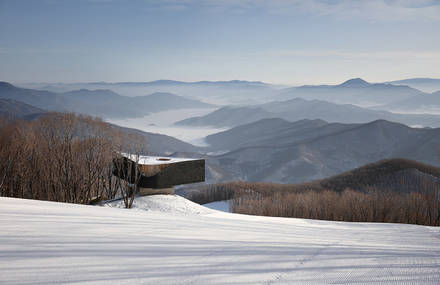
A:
1,196,440,284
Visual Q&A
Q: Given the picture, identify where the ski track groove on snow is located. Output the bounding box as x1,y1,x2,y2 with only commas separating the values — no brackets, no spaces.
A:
264,241,341,285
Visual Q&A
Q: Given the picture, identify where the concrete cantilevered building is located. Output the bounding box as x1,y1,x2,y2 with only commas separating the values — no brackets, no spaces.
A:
113,154,205,195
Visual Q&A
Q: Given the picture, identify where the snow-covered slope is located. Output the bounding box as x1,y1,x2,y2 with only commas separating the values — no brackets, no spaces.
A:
105,195,215,215
1,196,439,284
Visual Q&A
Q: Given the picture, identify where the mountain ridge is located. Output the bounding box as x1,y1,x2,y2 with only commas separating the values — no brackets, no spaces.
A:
175,96,440,128
201,118,440,183
385,78,440,93
0,98,46,120
279,78,425,106
0,82,213,119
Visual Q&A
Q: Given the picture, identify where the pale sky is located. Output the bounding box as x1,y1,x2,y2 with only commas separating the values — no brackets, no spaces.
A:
0,0,439,85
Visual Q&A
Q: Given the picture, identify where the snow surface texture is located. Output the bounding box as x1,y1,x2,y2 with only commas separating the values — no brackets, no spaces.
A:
1,195,440,284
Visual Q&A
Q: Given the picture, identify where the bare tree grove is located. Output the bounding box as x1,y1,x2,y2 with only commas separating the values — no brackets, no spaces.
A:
231,189,440,226
190,178,440,226
0,113,145,207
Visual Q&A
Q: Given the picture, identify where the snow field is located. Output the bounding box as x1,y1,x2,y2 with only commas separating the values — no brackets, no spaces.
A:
0,195,439,284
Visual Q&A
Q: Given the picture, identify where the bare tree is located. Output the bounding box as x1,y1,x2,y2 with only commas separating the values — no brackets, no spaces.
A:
113,133,145,208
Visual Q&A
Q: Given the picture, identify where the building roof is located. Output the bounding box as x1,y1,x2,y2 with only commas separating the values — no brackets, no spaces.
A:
122,153,200,166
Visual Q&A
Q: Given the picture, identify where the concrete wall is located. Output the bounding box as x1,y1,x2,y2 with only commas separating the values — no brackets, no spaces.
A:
138,187,175,196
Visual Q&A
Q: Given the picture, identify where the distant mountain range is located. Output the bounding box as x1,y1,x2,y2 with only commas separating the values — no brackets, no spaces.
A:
62,89,213,118
0,82,213,119
4,84,440,185
16,77,440,108
200,118,440,183
112,79,271,87
278,78,425,106
176,97,440,128
19,80,278,105
386,78,440,93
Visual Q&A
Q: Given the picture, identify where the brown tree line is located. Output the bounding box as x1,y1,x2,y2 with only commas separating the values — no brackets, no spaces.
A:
0,113,145,207
187,181,318,204
232,189,440,226
189,173,440,226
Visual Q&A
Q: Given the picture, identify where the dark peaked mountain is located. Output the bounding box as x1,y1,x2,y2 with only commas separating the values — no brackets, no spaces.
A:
278,78,425,106
203,119,440,183
339,78,371,87
0,82,213,118
176,97,440,128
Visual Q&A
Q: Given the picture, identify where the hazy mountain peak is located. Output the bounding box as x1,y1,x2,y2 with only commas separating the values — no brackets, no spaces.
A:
339,78,370,87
